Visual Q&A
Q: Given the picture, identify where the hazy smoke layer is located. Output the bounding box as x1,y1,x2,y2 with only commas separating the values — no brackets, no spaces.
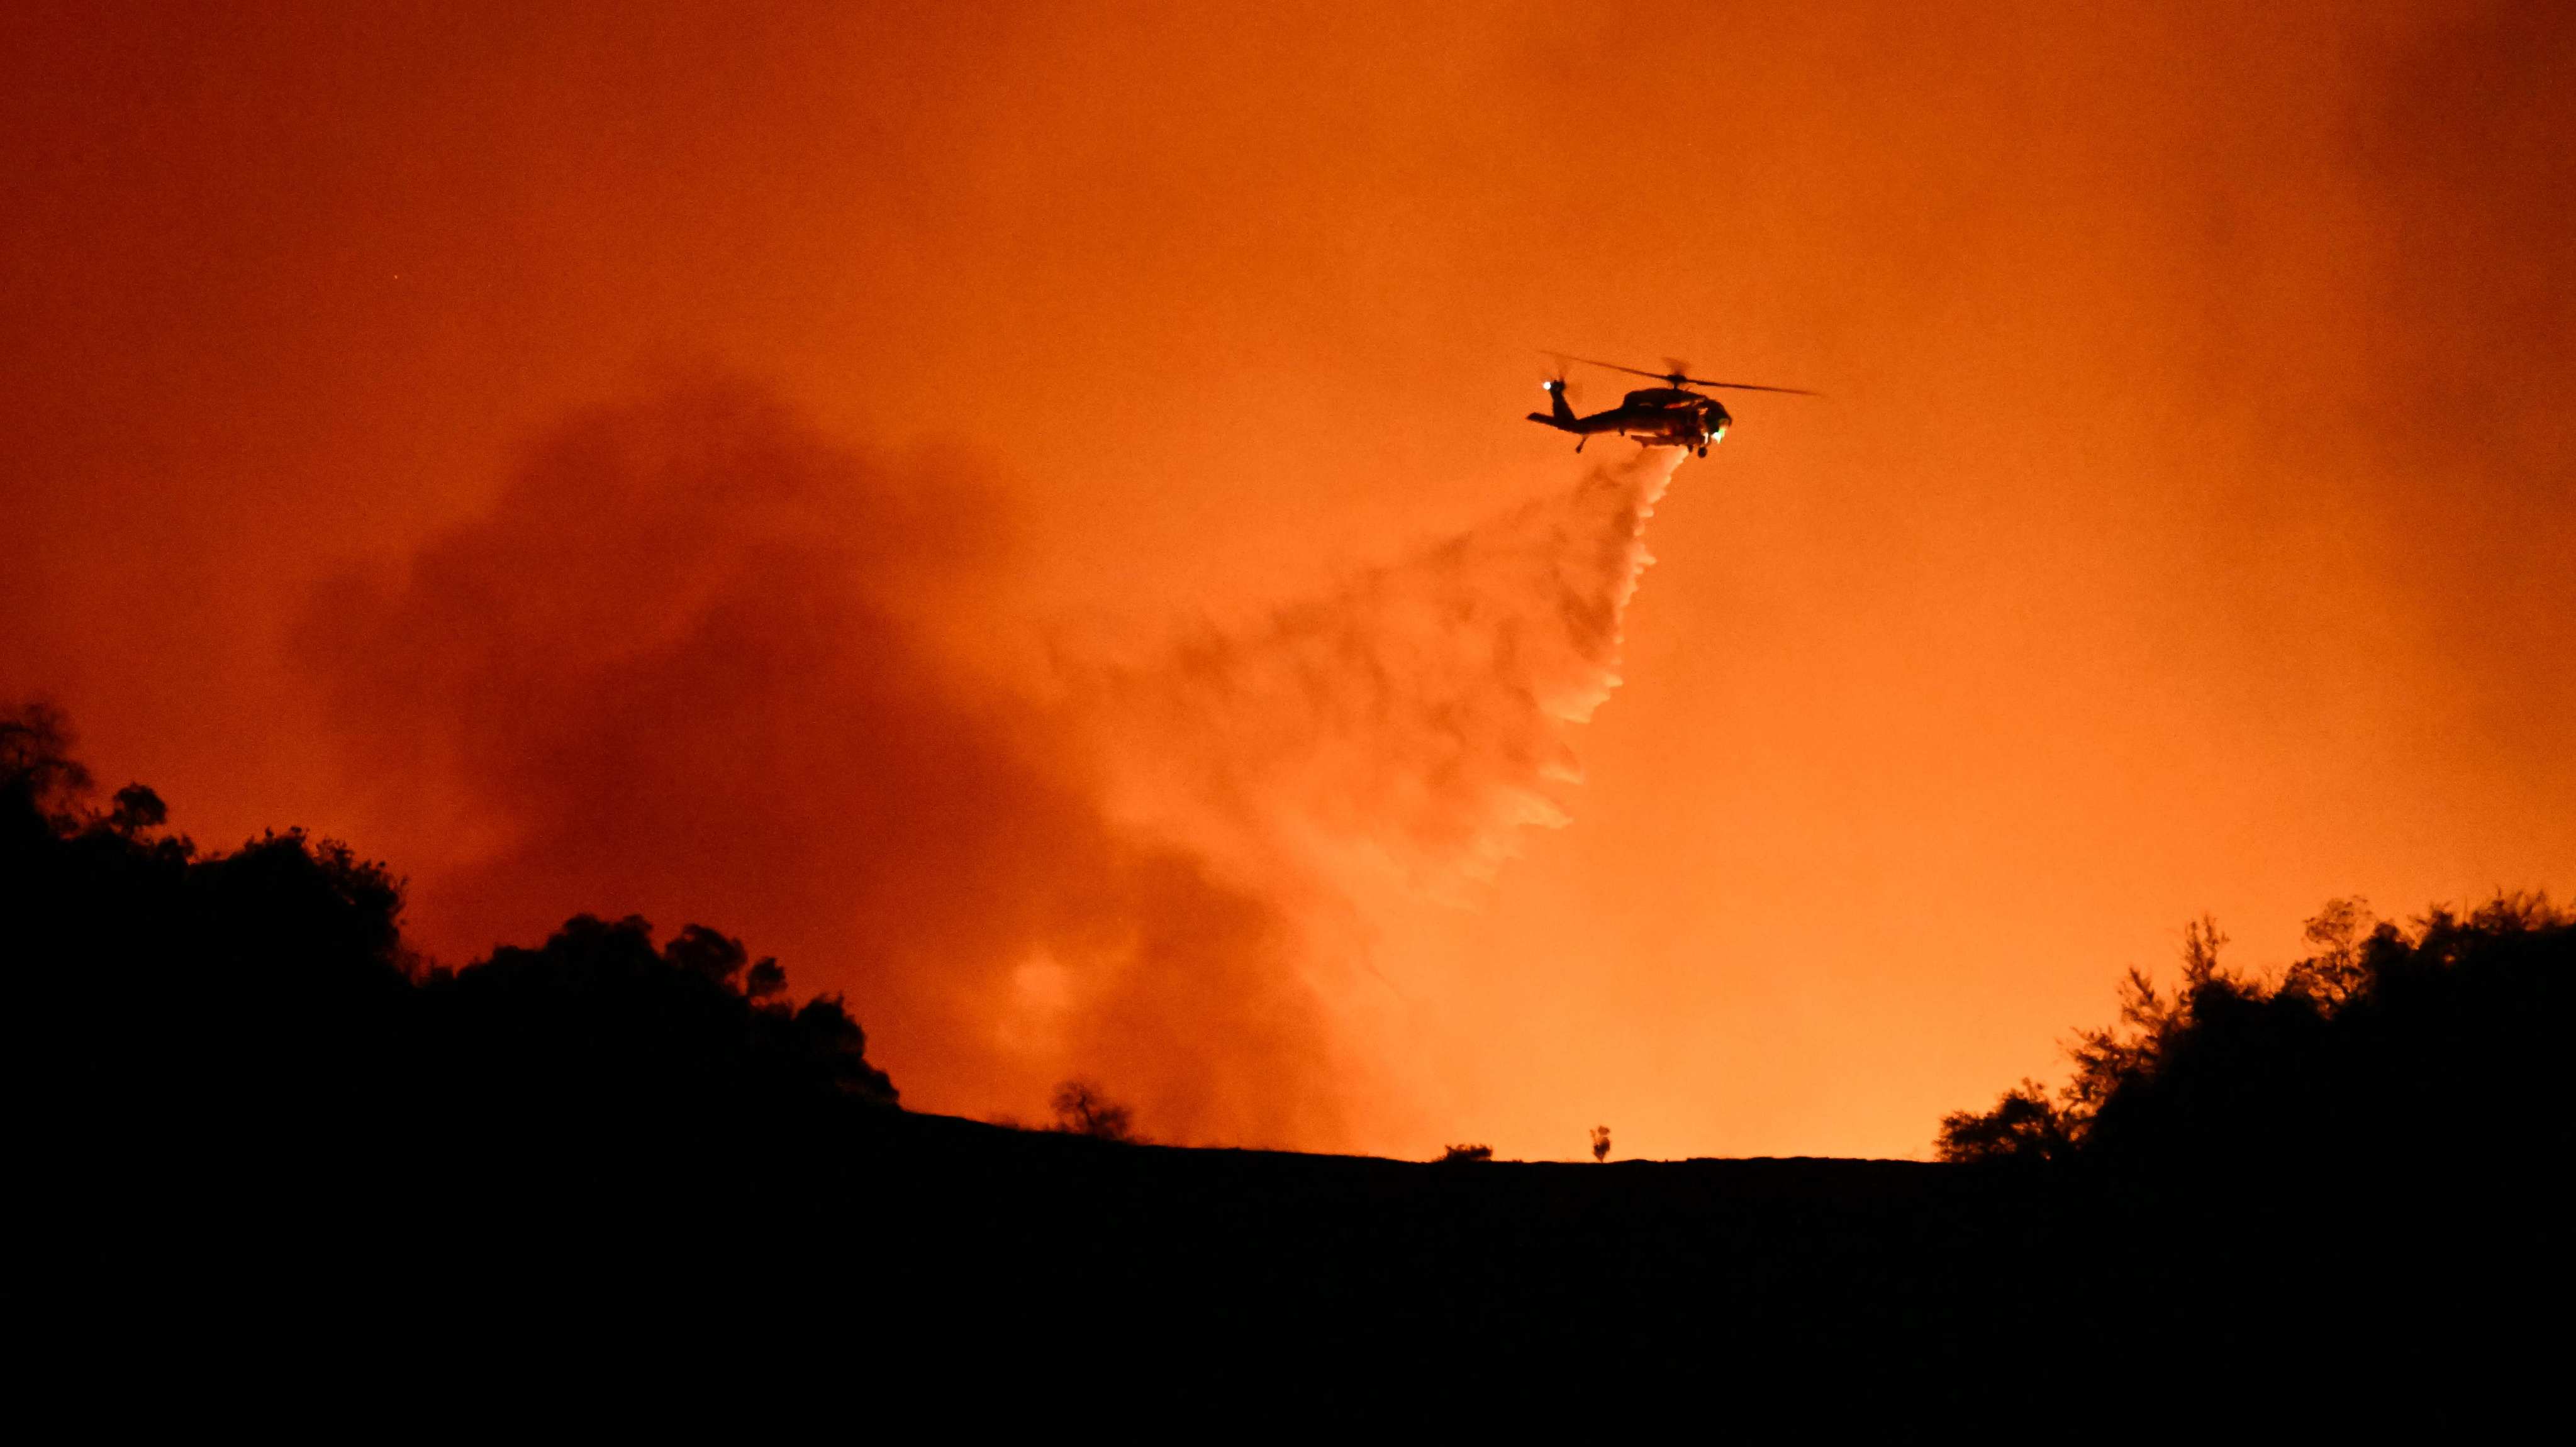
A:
302,384,1681,1145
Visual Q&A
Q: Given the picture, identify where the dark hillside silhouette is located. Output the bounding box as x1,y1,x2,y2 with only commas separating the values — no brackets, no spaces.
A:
7,704,898,1253
9,704,414,1142
12,701,2563,1418
1939,899,2572,1409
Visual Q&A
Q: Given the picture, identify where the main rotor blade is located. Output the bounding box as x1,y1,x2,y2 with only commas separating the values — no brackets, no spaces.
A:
1544,350,1819,396
1687,380,1820,396
1548,352,1678,383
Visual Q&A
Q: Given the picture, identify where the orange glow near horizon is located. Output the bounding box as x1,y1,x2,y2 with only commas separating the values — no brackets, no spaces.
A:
5,3,2570,1159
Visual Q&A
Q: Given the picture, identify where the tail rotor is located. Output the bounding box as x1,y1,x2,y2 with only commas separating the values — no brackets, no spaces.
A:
1531,363,1581,440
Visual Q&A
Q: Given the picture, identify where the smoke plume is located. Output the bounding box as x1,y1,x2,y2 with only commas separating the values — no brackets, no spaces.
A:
300,382,1683,1145
1092,450,1685,890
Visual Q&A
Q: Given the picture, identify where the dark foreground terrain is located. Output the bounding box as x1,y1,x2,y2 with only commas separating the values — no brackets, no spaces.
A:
97,1100,2552,1421
11,706,2563,1419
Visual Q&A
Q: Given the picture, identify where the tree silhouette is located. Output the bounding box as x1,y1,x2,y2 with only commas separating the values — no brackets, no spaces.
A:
0,702,90,824
442,912,898,1111
1051,1079,1140,1141
1590,1124,1612,1162
1934,1080,2071,1163
4,701,898,1187
1938,896,2573,1170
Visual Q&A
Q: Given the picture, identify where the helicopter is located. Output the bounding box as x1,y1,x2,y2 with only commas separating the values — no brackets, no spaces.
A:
1527,353,1815,455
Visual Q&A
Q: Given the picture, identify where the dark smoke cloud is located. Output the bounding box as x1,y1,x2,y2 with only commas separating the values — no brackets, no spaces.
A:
301,381,1682,1146
2356,8,2576,758
299,382,1341,1144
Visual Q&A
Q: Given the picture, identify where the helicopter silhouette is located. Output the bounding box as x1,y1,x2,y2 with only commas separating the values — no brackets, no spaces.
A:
1528,353,1814,455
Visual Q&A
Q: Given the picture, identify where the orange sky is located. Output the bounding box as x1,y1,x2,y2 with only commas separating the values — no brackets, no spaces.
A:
6,2,2570,1158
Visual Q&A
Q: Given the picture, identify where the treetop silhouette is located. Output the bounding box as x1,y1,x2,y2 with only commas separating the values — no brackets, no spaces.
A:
1939,895,2573,1172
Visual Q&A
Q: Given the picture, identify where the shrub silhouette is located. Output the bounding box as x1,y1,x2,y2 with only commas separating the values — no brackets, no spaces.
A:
1439,1143,1493,1162
1590,1125,1612,1162
1050,1079,1140,1141
1934,1079,2072,1163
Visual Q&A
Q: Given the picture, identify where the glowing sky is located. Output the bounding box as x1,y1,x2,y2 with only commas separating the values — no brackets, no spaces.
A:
6,2,2569,1158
